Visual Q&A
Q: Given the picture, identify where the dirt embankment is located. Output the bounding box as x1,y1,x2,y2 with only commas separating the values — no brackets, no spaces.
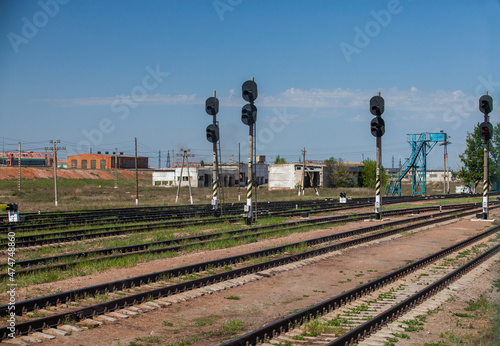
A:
0,167,152,181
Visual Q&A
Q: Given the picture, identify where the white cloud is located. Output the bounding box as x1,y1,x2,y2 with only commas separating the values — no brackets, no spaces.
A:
41,87,470,116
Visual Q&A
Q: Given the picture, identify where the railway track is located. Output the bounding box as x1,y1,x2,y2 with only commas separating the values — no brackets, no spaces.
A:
1,197,474,249
0,193,484,231
221,225,500,345
0,202,376,248
0,204,496,342
0,204,480,280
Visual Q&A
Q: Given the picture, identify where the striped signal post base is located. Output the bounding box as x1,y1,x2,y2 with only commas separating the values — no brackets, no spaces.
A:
483,143,489,220
246,180,253,225
212,180,219,217
375,176,381,219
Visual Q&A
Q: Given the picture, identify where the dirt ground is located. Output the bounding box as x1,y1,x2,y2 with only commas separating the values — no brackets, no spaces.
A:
14,208,497,346
0,167,152,181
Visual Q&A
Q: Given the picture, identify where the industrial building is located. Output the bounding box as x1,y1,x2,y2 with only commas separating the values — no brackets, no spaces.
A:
67,152,148,169
152,162,268,188
268,162,364,190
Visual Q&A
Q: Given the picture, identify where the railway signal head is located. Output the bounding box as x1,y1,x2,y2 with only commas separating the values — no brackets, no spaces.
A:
479,121,492,142
479,95,493,115
241,104,257,126
370,95,385,116
370,117,385,137
206,124,220,143
242,80,258,103
205,97,219,116
7,203,17,211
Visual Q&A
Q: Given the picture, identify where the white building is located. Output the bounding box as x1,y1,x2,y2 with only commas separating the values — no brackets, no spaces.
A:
426,169,453,182
152,162,268,188
268,162,364,190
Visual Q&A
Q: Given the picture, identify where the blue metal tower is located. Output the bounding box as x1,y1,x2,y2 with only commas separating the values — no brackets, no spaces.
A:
386,132,446,196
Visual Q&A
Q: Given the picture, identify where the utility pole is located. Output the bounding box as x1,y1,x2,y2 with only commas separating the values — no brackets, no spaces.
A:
166,150,171,168
439,132,451,194
18,142,21,191
175,149,194,204
158,150,161,168
114,148,118,189
45,140,65,207
135,138,138,206
301,147,306,196
238,142,241,201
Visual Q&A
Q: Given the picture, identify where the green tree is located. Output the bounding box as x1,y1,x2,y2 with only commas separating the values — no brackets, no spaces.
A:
458,122,499,191
361,158,387,188
274,155,287,164
325,157,354,187
490,123,500,184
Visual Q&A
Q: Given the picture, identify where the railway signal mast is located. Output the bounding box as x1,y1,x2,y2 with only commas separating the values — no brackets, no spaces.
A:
206,91,220,216
370,93,385,220
241,78,258,225
479,92,493,220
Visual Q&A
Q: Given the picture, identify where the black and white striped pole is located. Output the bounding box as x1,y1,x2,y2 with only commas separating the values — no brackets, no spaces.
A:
242,78,258,225
370,92,385,220
206,91,220,217
479,92,493,220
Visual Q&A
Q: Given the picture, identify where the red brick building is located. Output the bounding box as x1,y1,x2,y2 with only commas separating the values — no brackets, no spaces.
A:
67,153,148,169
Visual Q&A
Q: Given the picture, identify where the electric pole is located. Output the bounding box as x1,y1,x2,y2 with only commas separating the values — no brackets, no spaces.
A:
114,148,118,189
238,142,241,201
175,149,194,204
18,142,21,191
135,138,138,206
45,140,65,207
302,147,306,196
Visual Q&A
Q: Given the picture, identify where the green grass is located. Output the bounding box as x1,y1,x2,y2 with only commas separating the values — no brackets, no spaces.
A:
220,319,245,335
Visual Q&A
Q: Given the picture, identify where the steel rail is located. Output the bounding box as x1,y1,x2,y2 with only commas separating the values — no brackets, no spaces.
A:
0,205,491,324
331,243,500,345
0,204,470,275
1,192,483,227
220,224,500,346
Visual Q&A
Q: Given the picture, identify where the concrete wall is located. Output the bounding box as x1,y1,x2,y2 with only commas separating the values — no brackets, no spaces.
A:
426,170,453,182
153,163,269,188
268,164,299,190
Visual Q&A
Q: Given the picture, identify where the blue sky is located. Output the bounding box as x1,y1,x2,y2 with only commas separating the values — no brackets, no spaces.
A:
0,0,499,170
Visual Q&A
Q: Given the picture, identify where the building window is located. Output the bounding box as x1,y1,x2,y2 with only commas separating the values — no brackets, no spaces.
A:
182,176,189,181
71,160,77,168
90,160,96,169
100,160,106,169
81,160,87,169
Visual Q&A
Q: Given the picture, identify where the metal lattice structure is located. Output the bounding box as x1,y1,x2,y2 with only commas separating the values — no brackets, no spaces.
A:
386,133,446,196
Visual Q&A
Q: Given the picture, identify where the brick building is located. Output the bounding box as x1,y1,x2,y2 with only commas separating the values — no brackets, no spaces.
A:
67,152,148,169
